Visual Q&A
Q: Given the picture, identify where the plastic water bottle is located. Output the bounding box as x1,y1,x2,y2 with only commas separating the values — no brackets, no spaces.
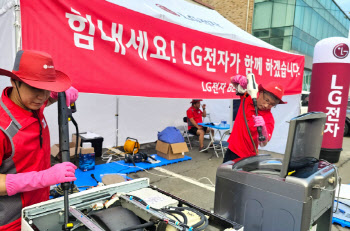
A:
79,143,95,171
221,120,227,128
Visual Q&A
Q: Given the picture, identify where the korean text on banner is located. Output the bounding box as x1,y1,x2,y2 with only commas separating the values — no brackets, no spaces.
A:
20,0,304,99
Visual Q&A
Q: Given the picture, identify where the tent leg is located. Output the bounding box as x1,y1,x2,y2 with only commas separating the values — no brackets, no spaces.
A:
229,99,233,132
115,97,119,147
14,0,21,52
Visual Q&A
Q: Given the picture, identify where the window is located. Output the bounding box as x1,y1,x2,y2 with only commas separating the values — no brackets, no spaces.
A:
253,2,273,29
303,7,312,32
253,29,270,38
294,1,304,29
309,11,318,38
292,37,301,51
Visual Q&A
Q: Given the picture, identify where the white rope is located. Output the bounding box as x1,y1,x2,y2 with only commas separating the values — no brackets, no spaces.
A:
0,0,16,16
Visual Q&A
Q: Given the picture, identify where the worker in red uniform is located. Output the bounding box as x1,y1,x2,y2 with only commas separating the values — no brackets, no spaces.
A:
186,99,213,152
0,50,78,230
223,75,286,163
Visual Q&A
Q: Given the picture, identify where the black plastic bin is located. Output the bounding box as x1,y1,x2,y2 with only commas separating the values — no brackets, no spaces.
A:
74,133,104,157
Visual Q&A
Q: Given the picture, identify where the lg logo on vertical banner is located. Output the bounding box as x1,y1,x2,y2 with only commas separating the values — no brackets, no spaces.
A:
333,43,349,59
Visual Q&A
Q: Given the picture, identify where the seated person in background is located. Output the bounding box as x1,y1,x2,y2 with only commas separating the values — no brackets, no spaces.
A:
186,99,213,152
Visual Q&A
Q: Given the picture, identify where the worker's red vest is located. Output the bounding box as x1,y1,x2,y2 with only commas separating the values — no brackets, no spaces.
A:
0,88,51,231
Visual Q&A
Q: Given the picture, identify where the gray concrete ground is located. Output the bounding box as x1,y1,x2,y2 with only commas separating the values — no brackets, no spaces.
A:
127,137,350,231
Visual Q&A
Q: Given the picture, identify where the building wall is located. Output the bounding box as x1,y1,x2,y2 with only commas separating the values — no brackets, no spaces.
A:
252,0,350,57
252,0,350,91
189,0,255,33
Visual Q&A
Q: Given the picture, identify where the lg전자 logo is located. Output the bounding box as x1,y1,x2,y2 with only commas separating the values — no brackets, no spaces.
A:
333,43,349,59
43,64,54,69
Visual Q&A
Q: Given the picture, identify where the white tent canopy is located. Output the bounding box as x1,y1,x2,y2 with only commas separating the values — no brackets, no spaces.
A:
0,0,301,154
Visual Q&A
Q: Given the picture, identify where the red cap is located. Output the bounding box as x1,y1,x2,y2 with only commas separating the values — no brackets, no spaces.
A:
0,50,71,92
190,99,203,104
258,82,286,104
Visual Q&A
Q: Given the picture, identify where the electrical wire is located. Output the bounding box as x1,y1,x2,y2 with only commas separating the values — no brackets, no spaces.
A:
124,197,183,228
168,207,209,231
158,208,188,224
103,192,209,231
100,147,217,187
317,159,341,213
99,141,216,187
242,96,258,155
101,148,124,162
125,195,148,206
70,115,79,165
161,210,186,223
112,161,216,187
101,153,122,163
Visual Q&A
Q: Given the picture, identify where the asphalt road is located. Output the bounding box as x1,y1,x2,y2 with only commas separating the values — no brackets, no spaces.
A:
127,137,350,231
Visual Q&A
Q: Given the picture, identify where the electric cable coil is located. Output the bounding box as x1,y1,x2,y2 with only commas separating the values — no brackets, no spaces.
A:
124,137,140,154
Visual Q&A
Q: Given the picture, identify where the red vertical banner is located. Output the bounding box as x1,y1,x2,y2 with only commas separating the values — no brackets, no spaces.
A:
20,0,304,98
308,38,350,163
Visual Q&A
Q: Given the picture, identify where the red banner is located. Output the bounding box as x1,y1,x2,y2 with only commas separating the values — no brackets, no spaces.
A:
20,0,304,98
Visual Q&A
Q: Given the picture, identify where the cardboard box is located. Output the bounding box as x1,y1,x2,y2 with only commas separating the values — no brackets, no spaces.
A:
51,134,82,160
51,145,94,159
51,142,78,159
80,147,94,154
72,133,82,147
155,140,189,160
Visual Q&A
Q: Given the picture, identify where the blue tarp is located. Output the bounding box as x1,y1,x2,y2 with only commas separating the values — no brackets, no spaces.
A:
75,154,191,190
158,126,184,144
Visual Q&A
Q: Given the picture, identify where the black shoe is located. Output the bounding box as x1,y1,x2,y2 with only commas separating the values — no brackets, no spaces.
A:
199,147,208,153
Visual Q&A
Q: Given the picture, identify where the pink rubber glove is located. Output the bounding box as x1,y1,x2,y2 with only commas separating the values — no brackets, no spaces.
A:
252,115,265,127
50,86,79,107
6,162,77,196
252,115,269,141
230,75,247,89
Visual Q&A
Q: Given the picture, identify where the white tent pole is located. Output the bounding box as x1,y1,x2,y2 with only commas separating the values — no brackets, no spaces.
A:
229,99,233,132
115,97,119,147
14,0,21,52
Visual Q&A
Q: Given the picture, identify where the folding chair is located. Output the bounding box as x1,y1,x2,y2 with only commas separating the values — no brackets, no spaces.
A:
182,116,210,149
182,117,195,150
213,130,230,158
176,123,193,150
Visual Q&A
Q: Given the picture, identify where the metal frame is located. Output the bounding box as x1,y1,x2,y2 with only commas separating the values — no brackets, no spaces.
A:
182,124,194,150
213,130,230,158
